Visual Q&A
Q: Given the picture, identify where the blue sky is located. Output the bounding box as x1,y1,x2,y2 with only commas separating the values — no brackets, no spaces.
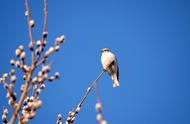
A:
0,0,190,124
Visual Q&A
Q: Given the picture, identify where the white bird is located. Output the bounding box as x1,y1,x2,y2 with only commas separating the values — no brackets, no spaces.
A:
101,48,119,87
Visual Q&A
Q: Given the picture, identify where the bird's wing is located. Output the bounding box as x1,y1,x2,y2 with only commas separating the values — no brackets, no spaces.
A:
116,58,119,81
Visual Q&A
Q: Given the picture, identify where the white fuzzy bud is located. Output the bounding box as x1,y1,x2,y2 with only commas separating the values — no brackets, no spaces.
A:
43,32,48,38
30,20,35,27
95,103,102,112
8,99,15,106
100,120,108,124
20,52,26,59
96,114,102,122
32,77,38,83
45,47,54,57
25,11,29,16
36,89,41,95
2,114,7,122
10,60,15,65
76,106,81,113
34,100,42,109
4,83,9,90
54,45,60,51
54,72,59,79
15,49,22,56
59,35,65,43
36,40,41,46
42,65,51,73
19,45,24,51
40,84,46,89
3,73,8,79
20,84,25,92
3,108,8,115
11,75,16,83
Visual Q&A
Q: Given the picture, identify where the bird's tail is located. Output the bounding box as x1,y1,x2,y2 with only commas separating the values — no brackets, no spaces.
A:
112,74,119,88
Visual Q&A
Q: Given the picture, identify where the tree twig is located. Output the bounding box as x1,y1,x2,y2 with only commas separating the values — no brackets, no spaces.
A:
34,0,47,64
25,0,35,64
65,69,106,124
9,70,34,124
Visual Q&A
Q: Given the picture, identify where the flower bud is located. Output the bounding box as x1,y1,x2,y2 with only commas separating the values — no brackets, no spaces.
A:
96,114,102,122
95,103,102,112
20,52,26,59
30,20,35,27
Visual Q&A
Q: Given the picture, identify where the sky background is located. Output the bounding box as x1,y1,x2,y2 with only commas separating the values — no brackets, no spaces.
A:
0,0,190,124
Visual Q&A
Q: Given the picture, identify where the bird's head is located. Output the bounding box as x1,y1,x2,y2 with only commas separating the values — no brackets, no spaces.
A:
101,48,109,53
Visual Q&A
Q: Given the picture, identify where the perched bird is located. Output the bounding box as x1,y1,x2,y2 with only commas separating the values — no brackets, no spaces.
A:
101,48,119,87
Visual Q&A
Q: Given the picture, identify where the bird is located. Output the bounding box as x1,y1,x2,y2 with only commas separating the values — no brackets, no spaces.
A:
101,48,119,87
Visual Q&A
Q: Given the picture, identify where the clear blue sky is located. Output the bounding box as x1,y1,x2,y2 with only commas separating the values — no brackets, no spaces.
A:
0,0,190,124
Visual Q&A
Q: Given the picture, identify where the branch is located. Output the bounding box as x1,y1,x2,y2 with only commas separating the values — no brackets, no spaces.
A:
9,0,40,123
9,70,34,124
95,83,108,124
65,69,106,124
25,0,35,64
34,0,47,64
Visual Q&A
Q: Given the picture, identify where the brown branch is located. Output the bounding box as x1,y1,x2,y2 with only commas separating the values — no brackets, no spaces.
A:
25,0,35,64
78,69,105,107
95,82,107,124
42,0,47,44
9,70,33,124
95,82,101,103
65,69,106,124
9,0,40,123
34,0,47,64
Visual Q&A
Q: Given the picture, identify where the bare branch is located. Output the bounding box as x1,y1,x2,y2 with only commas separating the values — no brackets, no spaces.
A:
65,69,106,124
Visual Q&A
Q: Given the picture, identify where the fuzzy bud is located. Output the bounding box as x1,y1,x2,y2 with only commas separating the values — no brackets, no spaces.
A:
36,40,41,46
76,106,81,114
2,114,7,123
4,83,9,90
29,41,34,51
30,20,35,27
3,108,8,116
20,52,26,59
43,32,48,38
45,47,54,57
32,77,38,83
95,103,102,112
8,99,15,107
59,35,65,43
9,69,15,75
101,120,108,124
54,72,59,79
34,100,42,109
19,45,24,51
36,89,41,95
15,49,22,57
96,114,102,122
40,84,46,89
25,11,29,16
3,73,8,79
10,60,15,65
11,75,16,83
54,45,60,51
20,84,25,92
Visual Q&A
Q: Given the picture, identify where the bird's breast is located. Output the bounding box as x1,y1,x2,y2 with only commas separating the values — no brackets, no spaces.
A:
101,52,115,69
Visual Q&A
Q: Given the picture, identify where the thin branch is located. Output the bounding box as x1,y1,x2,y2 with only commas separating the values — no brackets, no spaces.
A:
9,0,39,123
25,0,35,65
42,0,47,44
78,69,105,107
65,69,106,124
9,71,33,124
95,82,101,103
95,82,107,124
34,0,47,64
